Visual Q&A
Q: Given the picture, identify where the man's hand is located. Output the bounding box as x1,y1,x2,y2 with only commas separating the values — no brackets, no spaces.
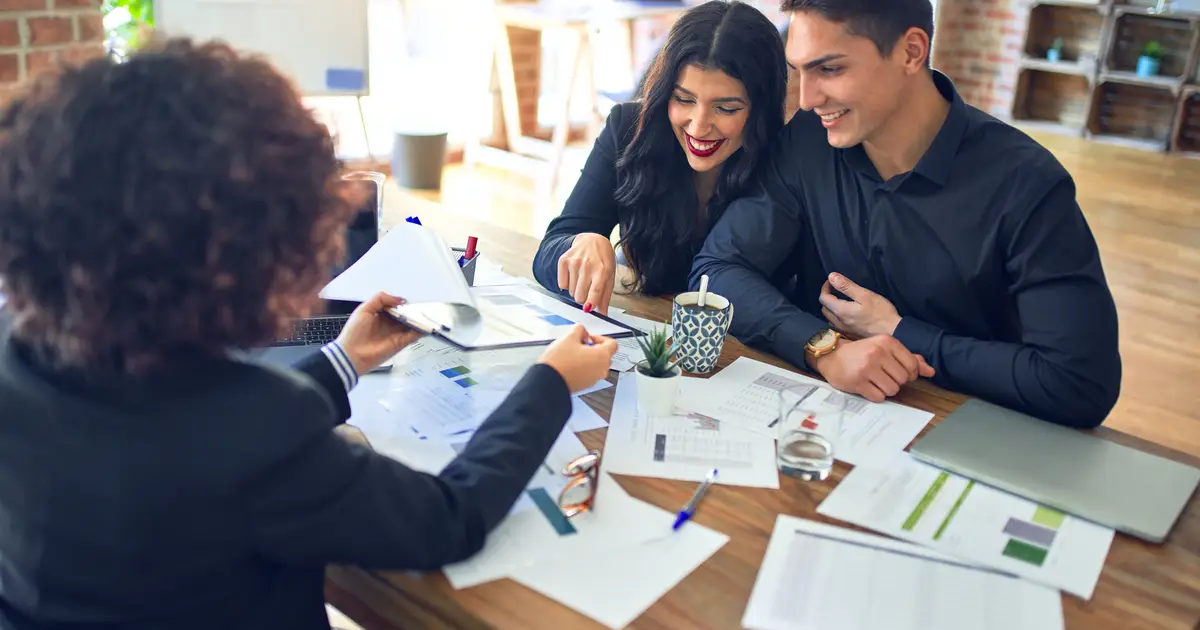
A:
336,292,423,375
812,336,935,403
819,273,902,338
557,233,617,315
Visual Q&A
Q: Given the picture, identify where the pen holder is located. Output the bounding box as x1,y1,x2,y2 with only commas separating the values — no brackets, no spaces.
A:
452,247,478,287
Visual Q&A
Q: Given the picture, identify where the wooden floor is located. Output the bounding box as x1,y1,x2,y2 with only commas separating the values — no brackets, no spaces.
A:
405,131,1200,458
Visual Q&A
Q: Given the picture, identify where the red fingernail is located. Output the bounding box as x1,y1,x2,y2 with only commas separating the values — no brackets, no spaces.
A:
583,303,593,313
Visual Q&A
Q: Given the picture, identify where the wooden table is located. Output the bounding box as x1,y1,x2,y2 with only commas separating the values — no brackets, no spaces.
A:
325,189,1200,630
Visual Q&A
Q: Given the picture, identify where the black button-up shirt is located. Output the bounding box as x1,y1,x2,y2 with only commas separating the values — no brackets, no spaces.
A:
692,71,1121,428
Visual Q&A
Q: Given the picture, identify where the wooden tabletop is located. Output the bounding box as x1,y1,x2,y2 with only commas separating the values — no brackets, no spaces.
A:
325,188,1200,630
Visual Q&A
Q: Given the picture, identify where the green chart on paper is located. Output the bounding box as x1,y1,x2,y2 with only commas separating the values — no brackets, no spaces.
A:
898,468,1064,568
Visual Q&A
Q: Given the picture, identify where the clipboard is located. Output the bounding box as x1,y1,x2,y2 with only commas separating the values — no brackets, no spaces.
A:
319,222,644,351
386,283,644,352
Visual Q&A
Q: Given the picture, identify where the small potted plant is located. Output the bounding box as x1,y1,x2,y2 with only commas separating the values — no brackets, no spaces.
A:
1047,37,1064,62
1137,40,1165,77
635,327,682,417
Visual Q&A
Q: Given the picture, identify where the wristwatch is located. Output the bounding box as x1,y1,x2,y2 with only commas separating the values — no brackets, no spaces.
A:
805,328,842,363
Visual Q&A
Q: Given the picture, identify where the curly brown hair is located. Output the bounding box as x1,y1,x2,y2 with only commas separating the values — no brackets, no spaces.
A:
0,38,356,375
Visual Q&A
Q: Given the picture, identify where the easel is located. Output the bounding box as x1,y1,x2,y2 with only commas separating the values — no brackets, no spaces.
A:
468,1,687,190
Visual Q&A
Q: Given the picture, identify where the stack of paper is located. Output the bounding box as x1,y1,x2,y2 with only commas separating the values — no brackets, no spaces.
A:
510,484,729,629
679,357,934,467
743,515,1064,630
816,452,1115,599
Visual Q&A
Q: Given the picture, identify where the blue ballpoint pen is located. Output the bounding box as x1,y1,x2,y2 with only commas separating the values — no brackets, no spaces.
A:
672,468,718,531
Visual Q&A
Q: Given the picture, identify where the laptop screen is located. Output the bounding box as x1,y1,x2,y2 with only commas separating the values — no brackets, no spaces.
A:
323,177,380,316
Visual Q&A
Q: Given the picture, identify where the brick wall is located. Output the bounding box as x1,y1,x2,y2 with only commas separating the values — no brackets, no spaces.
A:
930,0,1029,118
0,0,106,100
785,1,1034,120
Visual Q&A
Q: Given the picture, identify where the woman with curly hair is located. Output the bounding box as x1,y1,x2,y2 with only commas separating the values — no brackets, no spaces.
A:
0,39,616,629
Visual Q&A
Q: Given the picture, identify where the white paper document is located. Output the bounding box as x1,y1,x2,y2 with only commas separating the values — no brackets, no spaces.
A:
603,374,779,488
381,370,514,440
608,313,667,372
371,339,611,440
512,491,729,629
471,255,530,287
569,397,608,433
466,284,636,341
817,453,1115,599
681,357,933,466
742,515,1064,630
443,468,670,589
320,222,472,305
575,378,614,398
611,312,668,336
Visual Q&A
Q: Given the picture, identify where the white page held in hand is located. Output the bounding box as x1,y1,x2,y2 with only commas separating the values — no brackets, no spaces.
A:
742,515,1064,630
603,374,780,489
512,484,729,630
320,222,473,305
681,357,933,467
817,452,1115,600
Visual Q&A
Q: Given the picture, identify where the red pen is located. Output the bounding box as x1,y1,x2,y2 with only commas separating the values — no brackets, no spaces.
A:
464,236,478,260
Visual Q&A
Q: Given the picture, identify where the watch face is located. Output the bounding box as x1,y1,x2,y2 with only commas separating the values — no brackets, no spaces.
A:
808,329,836,350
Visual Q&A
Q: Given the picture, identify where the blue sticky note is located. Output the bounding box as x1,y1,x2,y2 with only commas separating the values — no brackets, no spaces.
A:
326,68,366,92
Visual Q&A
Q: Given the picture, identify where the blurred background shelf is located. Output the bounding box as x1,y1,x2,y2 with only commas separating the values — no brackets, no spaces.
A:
1013,69,1094,135
1013,0,1200,155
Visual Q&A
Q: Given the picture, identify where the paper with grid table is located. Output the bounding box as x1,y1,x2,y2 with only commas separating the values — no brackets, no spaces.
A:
602,373,780,489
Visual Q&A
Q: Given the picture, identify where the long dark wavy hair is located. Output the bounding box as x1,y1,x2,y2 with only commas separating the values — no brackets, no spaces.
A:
615,0,787,295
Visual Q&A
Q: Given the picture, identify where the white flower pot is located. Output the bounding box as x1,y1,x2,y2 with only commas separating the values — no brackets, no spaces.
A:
636,361,681,417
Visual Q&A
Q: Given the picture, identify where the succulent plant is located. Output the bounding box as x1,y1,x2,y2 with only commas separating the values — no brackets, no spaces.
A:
636,327,680,378
1142,40,1165,60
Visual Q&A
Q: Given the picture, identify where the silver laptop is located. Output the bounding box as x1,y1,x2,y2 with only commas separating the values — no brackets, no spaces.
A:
909,398,1200,543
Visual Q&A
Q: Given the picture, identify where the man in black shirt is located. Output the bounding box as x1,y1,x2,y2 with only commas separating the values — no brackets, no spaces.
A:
691,0,1121,428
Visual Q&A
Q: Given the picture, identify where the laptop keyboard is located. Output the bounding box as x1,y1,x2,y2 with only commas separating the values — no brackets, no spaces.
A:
272,316,349,347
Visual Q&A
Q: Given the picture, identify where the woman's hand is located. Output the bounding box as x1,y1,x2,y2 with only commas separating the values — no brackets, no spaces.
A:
538,325,618,394
336,292,423,375
557,233,617,315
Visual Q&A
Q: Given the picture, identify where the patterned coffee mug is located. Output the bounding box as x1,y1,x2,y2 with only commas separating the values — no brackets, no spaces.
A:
671,291,733,374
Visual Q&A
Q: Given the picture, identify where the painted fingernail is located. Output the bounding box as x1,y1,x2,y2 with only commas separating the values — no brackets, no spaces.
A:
583,303,593,313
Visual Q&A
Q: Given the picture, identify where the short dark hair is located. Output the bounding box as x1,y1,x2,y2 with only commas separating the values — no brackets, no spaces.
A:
615,0,788,295
0,38,355,375
780,0,934,64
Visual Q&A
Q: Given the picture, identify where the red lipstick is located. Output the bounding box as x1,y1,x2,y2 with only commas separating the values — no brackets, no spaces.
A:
685,132,725,158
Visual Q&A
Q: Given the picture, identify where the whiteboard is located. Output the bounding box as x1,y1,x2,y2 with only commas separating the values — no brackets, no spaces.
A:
155,0,369,96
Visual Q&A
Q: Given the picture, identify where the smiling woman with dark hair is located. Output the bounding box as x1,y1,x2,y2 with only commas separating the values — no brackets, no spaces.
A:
531,0,789,314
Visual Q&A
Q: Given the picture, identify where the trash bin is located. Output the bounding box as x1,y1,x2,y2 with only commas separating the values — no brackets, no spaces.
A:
391,128,448,190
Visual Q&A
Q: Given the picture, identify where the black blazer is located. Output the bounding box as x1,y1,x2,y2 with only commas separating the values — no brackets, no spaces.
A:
531,100,744,298
0,330,571,630
532,101,641,295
